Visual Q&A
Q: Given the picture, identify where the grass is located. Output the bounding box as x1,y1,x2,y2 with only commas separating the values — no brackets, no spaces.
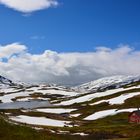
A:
65,113,140,139
123,81,140,88
0,115,125,140
1,110,140,140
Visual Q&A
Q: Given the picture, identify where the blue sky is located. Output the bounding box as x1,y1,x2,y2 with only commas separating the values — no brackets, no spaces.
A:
0,0,140,54
0,0,140,84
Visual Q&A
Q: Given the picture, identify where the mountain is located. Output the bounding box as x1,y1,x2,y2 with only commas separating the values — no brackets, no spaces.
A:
74,75,140,92
1,74,140,91
0,75,14,86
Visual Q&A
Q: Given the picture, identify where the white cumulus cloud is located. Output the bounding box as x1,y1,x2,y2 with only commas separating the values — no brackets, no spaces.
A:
0,43,140,85
0,0,58,13
0,43,26,59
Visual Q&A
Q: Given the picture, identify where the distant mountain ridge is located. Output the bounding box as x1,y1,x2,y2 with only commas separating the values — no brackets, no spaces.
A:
74,75,140,92
0,75,14,86
1,75,140,92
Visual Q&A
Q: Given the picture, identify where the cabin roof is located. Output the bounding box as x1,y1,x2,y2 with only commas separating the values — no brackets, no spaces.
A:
130,110,140,116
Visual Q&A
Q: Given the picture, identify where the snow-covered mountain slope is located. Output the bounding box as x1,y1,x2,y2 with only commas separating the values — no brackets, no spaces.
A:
0,75,14,86
74,75,140,92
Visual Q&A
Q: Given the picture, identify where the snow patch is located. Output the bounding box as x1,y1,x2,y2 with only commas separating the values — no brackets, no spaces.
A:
10,115,72,127
84,108,137,120
91,92,140,105
36,108,76,114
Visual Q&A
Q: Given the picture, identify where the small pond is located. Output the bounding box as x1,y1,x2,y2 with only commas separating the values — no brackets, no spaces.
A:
0,101,52,109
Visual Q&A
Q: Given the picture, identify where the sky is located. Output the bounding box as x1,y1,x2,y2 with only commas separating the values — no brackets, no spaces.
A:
0,0,140,85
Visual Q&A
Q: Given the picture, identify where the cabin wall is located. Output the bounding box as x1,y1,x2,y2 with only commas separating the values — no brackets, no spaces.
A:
129,113,140,124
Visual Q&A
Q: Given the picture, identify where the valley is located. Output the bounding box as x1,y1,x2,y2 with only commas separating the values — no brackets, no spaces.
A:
0,75,140,139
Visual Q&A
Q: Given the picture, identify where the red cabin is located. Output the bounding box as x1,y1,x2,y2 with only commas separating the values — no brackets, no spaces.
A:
129,111,140,124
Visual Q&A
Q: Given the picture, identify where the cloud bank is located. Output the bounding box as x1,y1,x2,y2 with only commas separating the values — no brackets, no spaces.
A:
0,0,58,13
0,43,140,85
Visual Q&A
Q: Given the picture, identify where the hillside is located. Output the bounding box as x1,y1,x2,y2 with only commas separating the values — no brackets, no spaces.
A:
0,75,140,139
0,75,14,86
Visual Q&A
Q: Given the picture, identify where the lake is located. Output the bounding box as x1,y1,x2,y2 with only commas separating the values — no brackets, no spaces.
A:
0,101,52,109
